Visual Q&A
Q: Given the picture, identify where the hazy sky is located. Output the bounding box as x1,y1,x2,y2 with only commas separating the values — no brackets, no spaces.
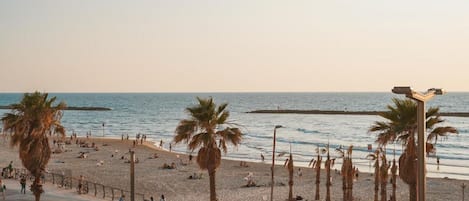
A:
1,1,468,92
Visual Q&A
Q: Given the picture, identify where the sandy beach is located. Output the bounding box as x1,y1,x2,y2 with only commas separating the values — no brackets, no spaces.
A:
0,136,467,201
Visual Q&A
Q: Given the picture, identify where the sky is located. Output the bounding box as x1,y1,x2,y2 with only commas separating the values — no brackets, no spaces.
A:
1,1,469,93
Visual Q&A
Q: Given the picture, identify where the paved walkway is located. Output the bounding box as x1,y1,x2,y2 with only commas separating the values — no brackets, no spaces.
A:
1,179,105,201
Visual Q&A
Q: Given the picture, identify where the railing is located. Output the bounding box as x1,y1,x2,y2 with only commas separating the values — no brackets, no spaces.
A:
4,168,152,201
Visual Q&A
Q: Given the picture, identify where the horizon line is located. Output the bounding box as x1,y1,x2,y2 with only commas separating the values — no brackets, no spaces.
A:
1,90,469,94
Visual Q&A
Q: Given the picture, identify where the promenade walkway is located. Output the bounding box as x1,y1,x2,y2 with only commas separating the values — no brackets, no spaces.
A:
1,179,105,201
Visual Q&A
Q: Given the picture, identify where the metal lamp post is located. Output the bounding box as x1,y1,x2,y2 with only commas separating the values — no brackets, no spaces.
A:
392,86,445,201
271,125,283,201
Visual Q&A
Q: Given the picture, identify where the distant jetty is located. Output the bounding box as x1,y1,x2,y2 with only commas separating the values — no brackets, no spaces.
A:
0,106,111,111
247,109,469,117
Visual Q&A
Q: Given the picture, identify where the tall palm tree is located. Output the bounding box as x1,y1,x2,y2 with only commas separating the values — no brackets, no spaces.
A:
173,97,243,201
2,92,66,201
367,149,380,201
337,145,354,201
325,144,333,201
309,146,323,200
390,151,398,201
287,151,294,201
369,98,458,201
379,150,389,201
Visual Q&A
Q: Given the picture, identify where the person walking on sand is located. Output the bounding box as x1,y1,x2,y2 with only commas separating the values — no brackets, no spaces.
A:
160,194,166,201
119,194,125,201
297,168,303,180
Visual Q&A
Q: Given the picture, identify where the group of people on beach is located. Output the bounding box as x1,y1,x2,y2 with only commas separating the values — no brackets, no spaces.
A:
1,161,13,179
119,194,166,201
122,133,148,147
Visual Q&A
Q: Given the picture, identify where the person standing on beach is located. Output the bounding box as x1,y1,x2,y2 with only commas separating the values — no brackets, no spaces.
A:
78,175,84,194
260,153,265,162
0,178,5,201
297,168,303,180
160,194,166,201
7,161,13,178
119,194,125,201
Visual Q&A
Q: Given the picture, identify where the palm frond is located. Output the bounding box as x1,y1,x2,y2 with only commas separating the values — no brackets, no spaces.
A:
427,126,458,143
174,119,198,144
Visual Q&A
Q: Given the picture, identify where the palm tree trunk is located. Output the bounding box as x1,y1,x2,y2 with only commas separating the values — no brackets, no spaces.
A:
288,169,293,200
374,160,379,201
32,176,43,201
208,168,217,201
380,158,388,201
380,169,387,201
342,168,347,201
315,157,321,200
342,157,351,201
409,183,417,201
326,160,331,201
391,159,397,201
346,161,354,201
399,136,417,201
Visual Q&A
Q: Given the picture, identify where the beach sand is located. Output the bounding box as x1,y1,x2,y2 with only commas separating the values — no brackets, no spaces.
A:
0,136,467,201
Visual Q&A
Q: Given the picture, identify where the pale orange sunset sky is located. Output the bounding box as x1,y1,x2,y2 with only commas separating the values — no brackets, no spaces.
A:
1,1,468,92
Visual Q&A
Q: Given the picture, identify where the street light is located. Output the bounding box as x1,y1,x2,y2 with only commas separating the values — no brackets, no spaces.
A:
392,86,445,201
271,125,283,201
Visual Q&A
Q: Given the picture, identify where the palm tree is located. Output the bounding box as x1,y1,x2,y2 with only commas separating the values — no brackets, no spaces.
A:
309,146,323,200
325,144,333,201
287,151,294,201
379,150,389,201
337,145,354,201
390,150,398,201
367,149,380,201
1,92,66,201
173,97,243,201
369,98,458,201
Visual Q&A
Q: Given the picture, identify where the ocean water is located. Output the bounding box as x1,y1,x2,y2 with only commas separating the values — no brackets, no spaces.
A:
1,92,469,180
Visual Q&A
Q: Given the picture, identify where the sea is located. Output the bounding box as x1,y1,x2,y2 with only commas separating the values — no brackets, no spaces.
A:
1,92,468,180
